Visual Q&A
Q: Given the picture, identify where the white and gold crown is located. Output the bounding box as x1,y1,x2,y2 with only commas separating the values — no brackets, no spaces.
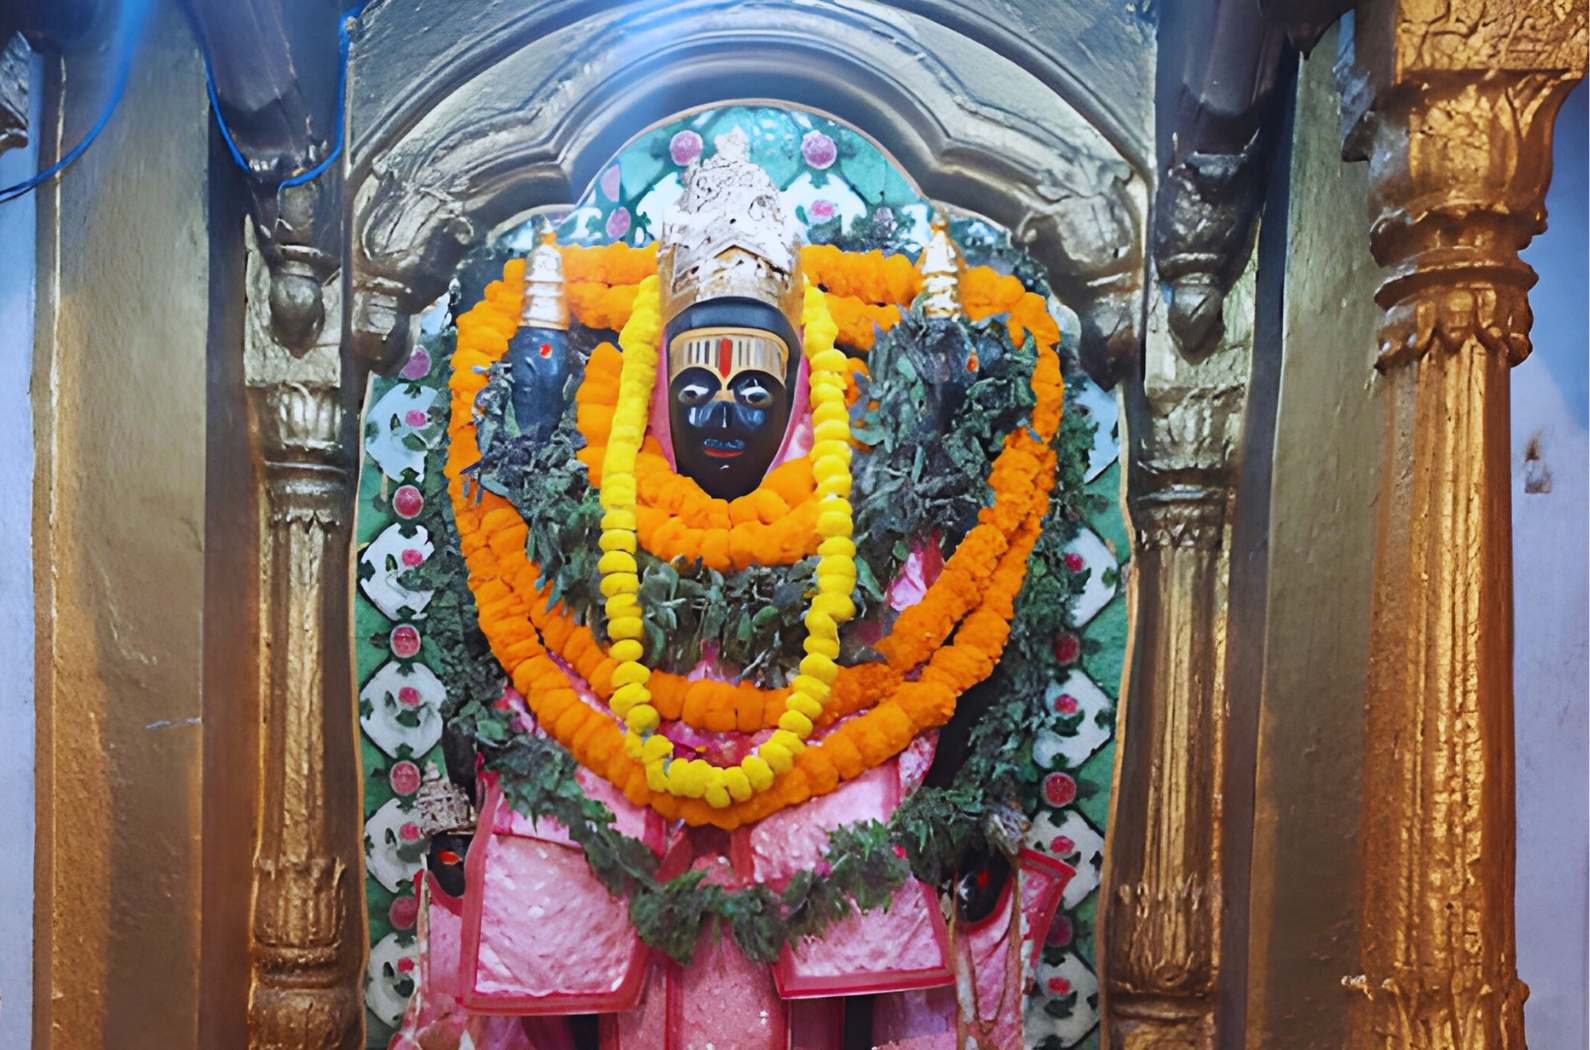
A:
658,127,803,334
413,764,475,836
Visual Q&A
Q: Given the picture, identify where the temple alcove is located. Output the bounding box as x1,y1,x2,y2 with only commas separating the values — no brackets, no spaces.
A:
354,101,1133,1049
0,2,1582,1050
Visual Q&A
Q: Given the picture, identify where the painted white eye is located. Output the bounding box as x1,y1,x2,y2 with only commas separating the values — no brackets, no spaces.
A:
736,382,773,409
677,382,714,406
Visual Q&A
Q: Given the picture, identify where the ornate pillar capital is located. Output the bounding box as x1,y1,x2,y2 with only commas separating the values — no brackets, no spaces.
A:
1341,0,1586,368
1130,488,1229,552
1338,3,1584,1048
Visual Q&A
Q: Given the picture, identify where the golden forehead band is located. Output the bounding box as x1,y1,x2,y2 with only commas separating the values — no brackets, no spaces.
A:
667,326,789,384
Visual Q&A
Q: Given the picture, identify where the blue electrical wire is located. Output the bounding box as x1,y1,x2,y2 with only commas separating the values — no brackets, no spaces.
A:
0,0,153,204
195,25,251,177
0,0,357,204
200,2,365,190
281,5,363,188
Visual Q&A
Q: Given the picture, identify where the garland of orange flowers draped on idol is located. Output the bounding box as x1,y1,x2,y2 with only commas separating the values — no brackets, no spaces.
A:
445,244,1064,830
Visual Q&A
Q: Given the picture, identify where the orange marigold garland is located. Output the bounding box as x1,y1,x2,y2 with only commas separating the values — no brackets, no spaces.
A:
574,342,831,571
446,250,1065,829
800,244,923,305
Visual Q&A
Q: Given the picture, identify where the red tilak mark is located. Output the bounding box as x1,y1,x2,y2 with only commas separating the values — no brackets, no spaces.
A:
718,336,734,377
976,869,990,888
437,850,462,866
539,342,553,358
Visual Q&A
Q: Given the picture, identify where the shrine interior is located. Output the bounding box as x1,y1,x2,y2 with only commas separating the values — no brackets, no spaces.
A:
0,2,1583,1050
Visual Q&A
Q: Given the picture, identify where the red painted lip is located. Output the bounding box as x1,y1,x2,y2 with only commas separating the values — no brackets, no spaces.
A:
703,447,743,458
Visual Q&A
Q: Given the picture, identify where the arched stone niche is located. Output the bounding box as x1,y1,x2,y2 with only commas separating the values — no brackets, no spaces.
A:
345,0,1153,385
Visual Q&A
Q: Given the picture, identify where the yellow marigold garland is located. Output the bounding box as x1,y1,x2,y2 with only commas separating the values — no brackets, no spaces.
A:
445,251,1065,830
596,276,856,809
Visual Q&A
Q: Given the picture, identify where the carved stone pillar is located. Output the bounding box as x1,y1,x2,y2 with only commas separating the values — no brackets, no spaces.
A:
1338,3,1585,1047
1104,266,1255,1050
244,231,364,1049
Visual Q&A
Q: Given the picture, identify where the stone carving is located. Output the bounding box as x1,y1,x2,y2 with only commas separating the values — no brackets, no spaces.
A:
1335,2,1585,1047
259,180,342,354
1151,0,1289,360
1153,136,1271,361
185,0,352,354
0,33,27,158
1104,254,1256,1050
1258,0,1355,53
244,227,362,1050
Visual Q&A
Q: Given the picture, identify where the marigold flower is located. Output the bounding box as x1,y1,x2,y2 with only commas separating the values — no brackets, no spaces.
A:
445,251,1064,828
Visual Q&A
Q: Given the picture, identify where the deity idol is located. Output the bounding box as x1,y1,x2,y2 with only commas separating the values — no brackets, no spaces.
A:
391,127,1091,1050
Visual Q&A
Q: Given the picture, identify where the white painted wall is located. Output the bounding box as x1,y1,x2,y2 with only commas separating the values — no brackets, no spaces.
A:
0,48,38,1050
1512,81,1588,1050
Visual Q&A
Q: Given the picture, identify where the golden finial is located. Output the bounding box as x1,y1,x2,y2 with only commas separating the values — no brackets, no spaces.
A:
916,211,963,319
521,216,569,330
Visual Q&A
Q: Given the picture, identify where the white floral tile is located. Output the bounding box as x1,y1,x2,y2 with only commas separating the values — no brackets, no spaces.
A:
365,930,420,1028
359,522,435,620
365,382,440,481
1025,950,1099,1048
1072,376,1120,484
360,660,446,759
1032,671,1114,772
1026,808,1105,911
1065,527,1118,627
364,796,425,894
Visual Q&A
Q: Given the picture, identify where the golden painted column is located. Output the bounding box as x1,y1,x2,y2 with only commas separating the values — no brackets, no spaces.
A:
30,7,210,1044
1339,2,1586,1047
243,234,365,1049
1104,263,1256,1050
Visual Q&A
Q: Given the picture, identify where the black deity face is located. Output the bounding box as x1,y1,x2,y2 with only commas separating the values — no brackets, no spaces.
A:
665,299,800,501
669,356,790,501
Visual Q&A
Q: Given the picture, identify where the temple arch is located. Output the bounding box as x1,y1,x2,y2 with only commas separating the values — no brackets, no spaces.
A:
346,0,1149,383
